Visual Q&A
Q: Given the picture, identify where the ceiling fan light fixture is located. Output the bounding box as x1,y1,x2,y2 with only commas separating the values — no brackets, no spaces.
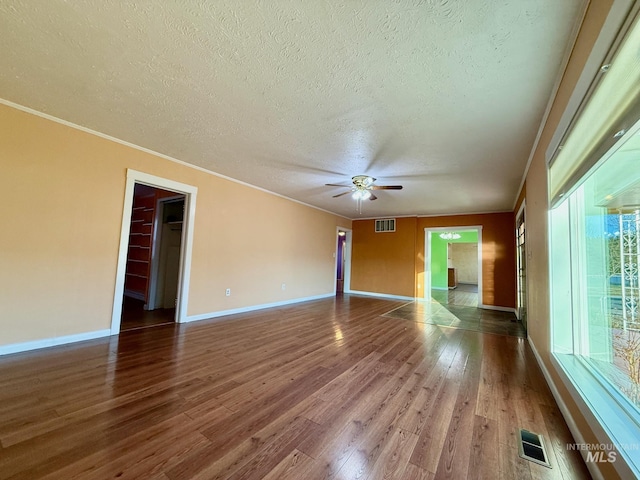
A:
352,175,376,188
326,175,402,212
352,189,371,200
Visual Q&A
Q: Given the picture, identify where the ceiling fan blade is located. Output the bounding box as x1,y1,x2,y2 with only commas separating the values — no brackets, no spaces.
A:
371,185,403,190
325,183,352,187
369,192,377,201
332,191,352,198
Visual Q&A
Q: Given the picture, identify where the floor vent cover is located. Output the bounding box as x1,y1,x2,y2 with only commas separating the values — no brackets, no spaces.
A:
518,429,551,468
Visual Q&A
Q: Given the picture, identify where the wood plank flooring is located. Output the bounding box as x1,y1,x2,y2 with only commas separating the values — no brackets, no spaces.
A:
0,295,590,479
120,297,175,331
430,284,479,308
385,299,526,338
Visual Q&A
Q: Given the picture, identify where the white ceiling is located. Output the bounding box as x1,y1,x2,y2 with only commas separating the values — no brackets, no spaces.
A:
0,0,586,219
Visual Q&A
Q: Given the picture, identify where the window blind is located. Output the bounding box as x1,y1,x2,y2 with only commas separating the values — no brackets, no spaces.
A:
548,11,640,207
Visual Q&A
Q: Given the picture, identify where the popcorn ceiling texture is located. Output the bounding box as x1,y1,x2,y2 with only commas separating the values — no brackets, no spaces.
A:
0,0,585,218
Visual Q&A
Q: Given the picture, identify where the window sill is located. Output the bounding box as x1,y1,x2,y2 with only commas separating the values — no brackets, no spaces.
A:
552,353,640,478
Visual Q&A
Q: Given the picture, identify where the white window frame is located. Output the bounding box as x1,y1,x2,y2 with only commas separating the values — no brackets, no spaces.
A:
550,167,640,479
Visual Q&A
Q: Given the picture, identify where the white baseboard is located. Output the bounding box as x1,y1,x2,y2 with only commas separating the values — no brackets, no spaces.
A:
346,290,415,302
185,293,335,323
479,304,517,314
0,329,112,356
527,338,604,480
431,286,449,291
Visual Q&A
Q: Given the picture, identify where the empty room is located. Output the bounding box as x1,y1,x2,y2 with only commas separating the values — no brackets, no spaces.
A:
1,1,639,479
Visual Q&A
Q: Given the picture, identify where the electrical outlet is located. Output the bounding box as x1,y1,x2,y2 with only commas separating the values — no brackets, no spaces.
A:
225,288,231,296
281,283,286,290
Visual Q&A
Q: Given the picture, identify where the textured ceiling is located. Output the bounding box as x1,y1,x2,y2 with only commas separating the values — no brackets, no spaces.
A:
0,0,586,219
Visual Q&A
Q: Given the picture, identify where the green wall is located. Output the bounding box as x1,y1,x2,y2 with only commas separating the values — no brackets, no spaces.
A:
431,231,478,289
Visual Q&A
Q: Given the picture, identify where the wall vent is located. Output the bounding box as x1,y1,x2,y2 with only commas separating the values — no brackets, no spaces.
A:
375,219,396,232
518,429,551,468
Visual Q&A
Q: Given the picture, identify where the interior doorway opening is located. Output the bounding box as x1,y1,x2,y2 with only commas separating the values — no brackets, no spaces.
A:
110,170,197,335
424,227,483,307
120,184,185,331
443,241,480,306
335,228,352,295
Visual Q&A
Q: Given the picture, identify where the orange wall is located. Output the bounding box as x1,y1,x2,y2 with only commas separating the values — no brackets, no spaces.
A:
350,212,516,308
0,103,351,348
350,217,417,297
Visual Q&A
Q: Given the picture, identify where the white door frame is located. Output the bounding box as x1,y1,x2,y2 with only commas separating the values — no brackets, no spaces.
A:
110,169,197,334
424,226,483,306
334,227,352,294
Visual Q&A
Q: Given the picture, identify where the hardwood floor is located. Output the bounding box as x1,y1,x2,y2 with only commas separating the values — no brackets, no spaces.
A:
120,296,175,331
431,284,479,308
386,299,526,338
0,295,590,479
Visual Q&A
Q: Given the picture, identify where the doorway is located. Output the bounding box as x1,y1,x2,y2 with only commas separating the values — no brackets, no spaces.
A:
111,170,197,334
120,188,186,331
446,242,480,306
148,197,185,311
516,202,527,331
335,228,352,295
424,227,483,307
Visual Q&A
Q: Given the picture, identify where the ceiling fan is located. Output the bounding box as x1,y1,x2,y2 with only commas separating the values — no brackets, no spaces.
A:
325,175,403,201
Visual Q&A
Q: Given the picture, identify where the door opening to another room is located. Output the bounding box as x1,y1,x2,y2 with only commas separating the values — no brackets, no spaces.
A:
110,169,197,335
335,228,352,295
424,227,482,307
446,241,480,306
516,203,527,332
120,184,185,331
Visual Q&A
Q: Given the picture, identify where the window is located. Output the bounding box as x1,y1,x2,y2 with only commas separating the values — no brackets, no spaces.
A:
549,5,640,476
552,129,640,397
550,122,640,475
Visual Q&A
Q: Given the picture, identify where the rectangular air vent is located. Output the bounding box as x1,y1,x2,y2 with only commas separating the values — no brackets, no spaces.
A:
375,218,396,232
518,429,551,468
